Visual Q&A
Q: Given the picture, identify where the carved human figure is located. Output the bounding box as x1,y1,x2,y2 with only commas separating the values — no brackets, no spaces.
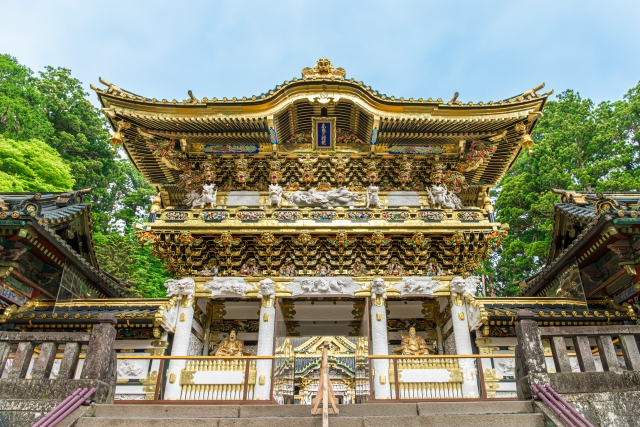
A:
394,326,435,355
212,329,251,356
351,258,365,276
386,259,404,276
269,183,283,207
426,262,444,277
366,186,381,209
279,261,297,277
315,263,333,277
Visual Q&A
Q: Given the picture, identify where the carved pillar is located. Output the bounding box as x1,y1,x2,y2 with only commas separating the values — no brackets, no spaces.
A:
370,278,391,399
450,277,480,398
254,278,276,400
163,278,196,400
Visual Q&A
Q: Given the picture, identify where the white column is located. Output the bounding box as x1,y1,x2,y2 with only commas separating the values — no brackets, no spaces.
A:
162,278,196,400
254,278,276,400
370,278,391,399
450,277,480,398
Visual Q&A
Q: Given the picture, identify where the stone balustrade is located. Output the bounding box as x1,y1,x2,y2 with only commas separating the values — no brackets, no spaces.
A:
515,309,640,425
0,314,117,425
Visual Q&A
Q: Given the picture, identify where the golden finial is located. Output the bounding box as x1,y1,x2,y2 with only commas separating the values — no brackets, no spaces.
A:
302,58,346,79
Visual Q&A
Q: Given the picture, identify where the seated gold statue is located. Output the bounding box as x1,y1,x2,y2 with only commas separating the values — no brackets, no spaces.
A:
394,326,435,355
211,329,252,356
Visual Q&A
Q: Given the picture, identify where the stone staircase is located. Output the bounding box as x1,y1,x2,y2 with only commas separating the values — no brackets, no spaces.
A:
75,401,545,427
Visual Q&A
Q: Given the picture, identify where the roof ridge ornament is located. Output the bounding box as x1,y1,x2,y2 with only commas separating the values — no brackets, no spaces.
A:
302,58,346,79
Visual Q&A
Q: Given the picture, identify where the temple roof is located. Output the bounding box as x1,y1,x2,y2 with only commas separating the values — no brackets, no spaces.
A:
0,298,170,329
520,190,640,296
477,297,635,327
93,59,551,188
0,190,130,299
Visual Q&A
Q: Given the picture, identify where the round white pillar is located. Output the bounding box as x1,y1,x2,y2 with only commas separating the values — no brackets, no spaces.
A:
254,278,276,400
162,278,196,400
370,278,391,399
450,277,480,398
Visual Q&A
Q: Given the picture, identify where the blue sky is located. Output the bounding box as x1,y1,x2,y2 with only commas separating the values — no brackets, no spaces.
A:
1,0,639,106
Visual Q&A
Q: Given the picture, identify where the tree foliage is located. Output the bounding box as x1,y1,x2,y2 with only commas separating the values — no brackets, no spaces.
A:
0,53,171,296
0,136,74,192
93,231,171,298
489,86,640,295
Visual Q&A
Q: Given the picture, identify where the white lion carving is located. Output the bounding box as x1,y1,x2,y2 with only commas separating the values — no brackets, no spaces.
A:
366,186,381,209
269,184,283,207
164,277,195,298
450,276,480,297
258,278,275,300
371,277,387,300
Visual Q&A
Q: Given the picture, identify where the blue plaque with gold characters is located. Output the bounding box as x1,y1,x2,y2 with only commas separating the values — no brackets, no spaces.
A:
312,117,336,151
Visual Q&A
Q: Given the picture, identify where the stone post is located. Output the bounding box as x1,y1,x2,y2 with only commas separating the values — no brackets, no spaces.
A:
450,277,480,398
163,278,196,400
254,278,276,400
81,313,117,403
515,309,548,399
370,278,391,399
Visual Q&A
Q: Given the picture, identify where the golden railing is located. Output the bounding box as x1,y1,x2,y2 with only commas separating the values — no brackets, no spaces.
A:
369,354,518,401
109,355,275,403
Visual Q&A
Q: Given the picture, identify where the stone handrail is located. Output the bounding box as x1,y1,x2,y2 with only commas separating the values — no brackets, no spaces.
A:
0,314,117,404
515,309,640,399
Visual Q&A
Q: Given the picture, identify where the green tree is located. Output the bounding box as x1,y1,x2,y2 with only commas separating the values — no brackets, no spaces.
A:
0,53,171,295
93,231,171,298
0,136,74,192
490,86,640,295
0,55,52,141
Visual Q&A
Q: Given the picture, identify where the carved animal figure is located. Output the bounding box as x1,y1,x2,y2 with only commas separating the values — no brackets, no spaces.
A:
444,193,464,210
284,186,363,207
300,278,347,293
184,190,203,207
449,276,479,296
425,185,453,209
205,279,251,296
403,278,439,294
184,183,217,208
366,186,381,209
268,184,283,207
371,277,387,299
164,277,196,298
258,278,275,300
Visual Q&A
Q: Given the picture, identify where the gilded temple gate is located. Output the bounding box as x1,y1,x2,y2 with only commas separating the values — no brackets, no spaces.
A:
91,58,551,402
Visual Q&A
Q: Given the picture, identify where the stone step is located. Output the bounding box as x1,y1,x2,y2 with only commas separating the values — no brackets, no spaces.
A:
417,401,534,415
89,401,531,419
90,403,419,419
76,413,545,427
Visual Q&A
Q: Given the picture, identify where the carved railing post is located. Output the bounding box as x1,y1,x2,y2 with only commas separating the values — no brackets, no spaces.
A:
515,309,548,399
81,314,117,387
